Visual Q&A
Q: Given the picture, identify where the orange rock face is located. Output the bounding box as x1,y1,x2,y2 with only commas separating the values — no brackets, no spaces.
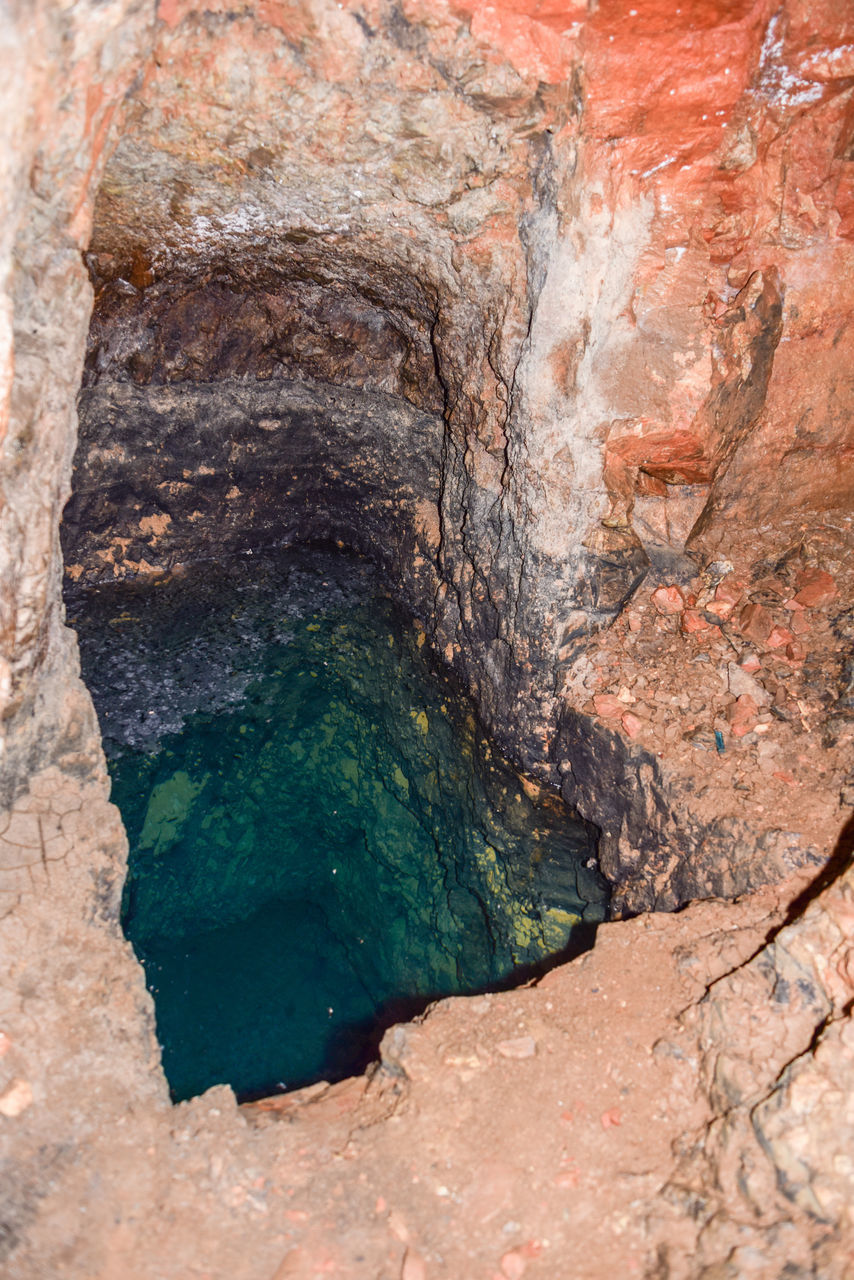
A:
577,0,854,553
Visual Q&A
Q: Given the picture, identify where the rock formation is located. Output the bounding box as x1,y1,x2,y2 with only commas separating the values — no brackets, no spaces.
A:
1,0,852,1275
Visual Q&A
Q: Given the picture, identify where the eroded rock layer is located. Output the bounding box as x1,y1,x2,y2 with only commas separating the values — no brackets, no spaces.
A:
65,379,445,617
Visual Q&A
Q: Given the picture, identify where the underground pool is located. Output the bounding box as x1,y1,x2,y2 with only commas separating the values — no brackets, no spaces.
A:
66,547,608,1101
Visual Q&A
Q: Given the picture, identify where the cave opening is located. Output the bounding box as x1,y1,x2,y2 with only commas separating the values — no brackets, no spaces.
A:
60,177,614,1106
52,4,628,1103
64,541,607,1103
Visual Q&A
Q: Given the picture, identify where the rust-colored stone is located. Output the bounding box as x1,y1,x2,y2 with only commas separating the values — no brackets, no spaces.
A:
593,693,625,719
651,585,686,615
737,602,773,647
681,608,712,634
767,625,795,650
621,711,645,740
714,579,745,611
727,693,759,738
794,570,838,609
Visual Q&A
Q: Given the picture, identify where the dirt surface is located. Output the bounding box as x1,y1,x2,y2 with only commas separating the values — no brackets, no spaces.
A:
2,765,852,1279
557,517,854,912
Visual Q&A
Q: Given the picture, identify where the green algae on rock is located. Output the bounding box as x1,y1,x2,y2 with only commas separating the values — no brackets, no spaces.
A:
67,548,607,1101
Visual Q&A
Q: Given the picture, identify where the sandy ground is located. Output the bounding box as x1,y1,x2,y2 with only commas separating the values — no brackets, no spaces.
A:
1,760,851,1279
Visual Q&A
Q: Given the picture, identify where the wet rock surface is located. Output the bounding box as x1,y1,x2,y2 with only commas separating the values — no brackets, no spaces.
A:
68,546,604,1100
64,378,444,613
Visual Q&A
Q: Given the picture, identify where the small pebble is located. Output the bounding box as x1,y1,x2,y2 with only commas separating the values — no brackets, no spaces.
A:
0,1078,33,1117
496,1036,536,1060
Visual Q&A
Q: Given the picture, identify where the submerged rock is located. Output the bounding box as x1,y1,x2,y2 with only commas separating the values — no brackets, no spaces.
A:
70,546,606,1100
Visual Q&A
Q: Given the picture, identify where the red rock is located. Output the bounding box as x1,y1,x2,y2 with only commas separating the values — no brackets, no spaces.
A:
593,693,625,719
783,598,805,611
737,602,773,646
500,1242,541,1279
627,611,642,632
793,570,837,609
786,641,806,662
772,770,797,787
739,653,761,673
791,612,811,635
681,608,709,633
651,585,685,615
681,604,722,634
715,579,745,607
706,601,732,621
635,470,668,497
621,712,644,739
709,579,744,619
600,1107,622,1129
682,608,722,639
726,694,758,737
766,626,794,649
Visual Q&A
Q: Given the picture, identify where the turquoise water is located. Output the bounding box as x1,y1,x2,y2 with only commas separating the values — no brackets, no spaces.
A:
68,549,607,1101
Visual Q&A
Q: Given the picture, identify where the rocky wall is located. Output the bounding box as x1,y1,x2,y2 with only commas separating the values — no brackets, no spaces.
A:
43,0,850,917
63,0,853,776
554,706,823,915
64,379,445,617
0,0,156,807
